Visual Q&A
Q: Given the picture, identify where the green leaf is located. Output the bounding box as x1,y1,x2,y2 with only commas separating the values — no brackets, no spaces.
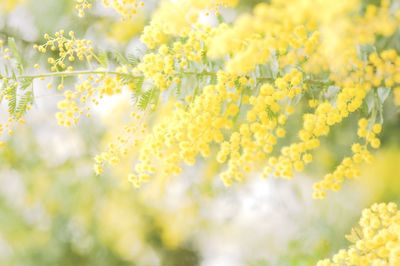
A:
112,51,129,65
120,74,138,85
345,226,363,244
365,90,375,114
137,87,158,110
7,37,24,74
325,86,340,99
291,92,303,105
133,76,144,92
176,81,182,96
129,76,144,103
126,54,139,66
6,83,17,116
15,90,33,119
3,77,33,119
270,52,279,79
377,87,390,104
98,51,109,68
217,13,224,24
20,78,33,91
357,44,375,62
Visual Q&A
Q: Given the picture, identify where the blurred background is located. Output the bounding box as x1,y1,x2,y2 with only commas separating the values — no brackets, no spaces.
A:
0,0,400,265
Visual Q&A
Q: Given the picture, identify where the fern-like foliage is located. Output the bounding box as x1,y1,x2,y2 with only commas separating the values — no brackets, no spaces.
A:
3,81,17,117
7,38,24,75
137,87,158,110
15,90,33,119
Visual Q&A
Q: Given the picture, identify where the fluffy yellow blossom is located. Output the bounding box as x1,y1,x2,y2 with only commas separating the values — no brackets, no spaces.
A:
95,111,147,177
2,0,400,198
0,0,24,13
55,71,126,127
394,87,400,106
102,0,144,19
108,18,145,43
140,0,238,49
136,24,211,90
318,202,400,266
75,0,92,17
313,119,383,199
75,0,144,18
102,0,400,193
34,31,94,72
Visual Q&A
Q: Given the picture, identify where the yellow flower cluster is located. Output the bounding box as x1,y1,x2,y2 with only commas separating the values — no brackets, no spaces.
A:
20,0,400,197
127,84,230,186
136,48,176,91
313,119,382,199
0,115,16,146
101,0,144,19
124,71,249,187
108,18,145,43
116,2,335,187
34,31,94,72
33,33,132,127
140,0,238,49
75,0,92,17
75,0,144,18
0,0,24,13
56,90,82,127
136,24,210,90
0,39,28,144
395,87,400,106
127,64,308,187
355,0,398,43
0,39,11,60
366,50,400,89
318,202,400,266
55,71,125,127
208,20,319,74
109,0,400,192
3,1,400,263
94,111,146,176
269,80,367,180
218,70,305,186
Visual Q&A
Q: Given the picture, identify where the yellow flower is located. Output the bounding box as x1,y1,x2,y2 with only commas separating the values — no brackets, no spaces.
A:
318,202,400,266
0,0,24,13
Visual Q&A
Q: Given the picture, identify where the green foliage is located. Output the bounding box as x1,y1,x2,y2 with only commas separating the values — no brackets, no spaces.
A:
126,53,140,66
1,77,33,120
6,82,17,116
112,51,129,66
137,86,158,110
7,37,24,74
15,90,33,119
97,51,109,68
